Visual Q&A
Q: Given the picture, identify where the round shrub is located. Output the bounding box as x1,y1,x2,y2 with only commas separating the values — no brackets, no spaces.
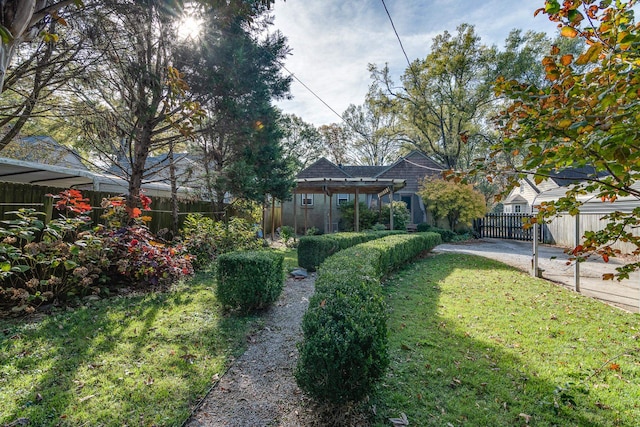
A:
295,283,388,403
215,251,284,312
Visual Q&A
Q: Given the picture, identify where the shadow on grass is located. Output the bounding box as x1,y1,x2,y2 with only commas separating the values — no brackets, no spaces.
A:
0,277,256,426
370,252,632,426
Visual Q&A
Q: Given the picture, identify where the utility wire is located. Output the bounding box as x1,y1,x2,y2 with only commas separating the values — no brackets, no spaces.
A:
381,0,412,68
280,63,345,123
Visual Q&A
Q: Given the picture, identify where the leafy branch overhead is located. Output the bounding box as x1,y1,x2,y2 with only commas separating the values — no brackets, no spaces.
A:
469,0,640,279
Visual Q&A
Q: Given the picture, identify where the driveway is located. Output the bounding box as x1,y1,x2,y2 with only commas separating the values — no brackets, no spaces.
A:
434,238,640,313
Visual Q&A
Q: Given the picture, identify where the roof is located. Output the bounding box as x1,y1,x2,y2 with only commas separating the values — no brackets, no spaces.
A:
341,165,388,178
503,194,528,204
548,166,603,186
0,157,195,197
533,181,640,214
4,136,87,170
295,177,406,195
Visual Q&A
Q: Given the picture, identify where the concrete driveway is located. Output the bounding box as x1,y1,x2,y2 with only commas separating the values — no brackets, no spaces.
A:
434,238,640,313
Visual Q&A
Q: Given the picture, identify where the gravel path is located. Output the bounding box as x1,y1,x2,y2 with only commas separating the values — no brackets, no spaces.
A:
186,273,317,427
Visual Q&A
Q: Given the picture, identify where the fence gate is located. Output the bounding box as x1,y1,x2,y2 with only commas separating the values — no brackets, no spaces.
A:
474,213,541,241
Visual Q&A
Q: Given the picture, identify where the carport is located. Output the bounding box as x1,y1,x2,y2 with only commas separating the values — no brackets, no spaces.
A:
293,177,406,233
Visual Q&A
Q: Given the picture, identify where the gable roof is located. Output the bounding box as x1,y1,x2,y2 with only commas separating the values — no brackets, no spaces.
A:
4,136,87,170
375,150,444,179
296,157,350,179
341,165,388,178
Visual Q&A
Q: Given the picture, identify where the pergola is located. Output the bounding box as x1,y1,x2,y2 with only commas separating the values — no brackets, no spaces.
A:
293,177,406,232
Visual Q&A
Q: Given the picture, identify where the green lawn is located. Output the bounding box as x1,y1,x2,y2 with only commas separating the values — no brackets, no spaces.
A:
371,252,640,426
0,269,260,426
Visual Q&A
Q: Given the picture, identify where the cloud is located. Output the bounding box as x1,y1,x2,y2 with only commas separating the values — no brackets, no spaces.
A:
273,0,560,126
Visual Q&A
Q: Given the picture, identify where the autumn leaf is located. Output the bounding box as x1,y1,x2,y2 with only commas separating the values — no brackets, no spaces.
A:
608,363,621,371
602,254,609,263
560,54,574,66
561,26,579,38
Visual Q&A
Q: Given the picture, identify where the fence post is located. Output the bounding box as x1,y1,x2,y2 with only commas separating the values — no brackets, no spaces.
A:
43,195,54,224
574,213,581,293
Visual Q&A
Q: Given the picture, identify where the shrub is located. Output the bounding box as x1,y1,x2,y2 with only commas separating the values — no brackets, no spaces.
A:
371,223,387,231
182,214,262,270
279,225,296,247
380,200,411,230
415,223,457,242
99,225,193,288
215,251,284,312
338,201,378,231
297,231,406,272
295,232,442,404
0,208,108,314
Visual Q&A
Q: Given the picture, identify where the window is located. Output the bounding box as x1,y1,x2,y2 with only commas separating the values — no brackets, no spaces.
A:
337,194,349,205
300,194,314,206
514,205,522,213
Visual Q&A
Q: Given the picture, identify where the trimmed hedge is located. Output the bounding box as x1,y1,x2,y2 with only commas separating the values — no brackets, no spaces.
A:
215,251,284,312
416,223,457,242
295,232,442,403
297,230,406,271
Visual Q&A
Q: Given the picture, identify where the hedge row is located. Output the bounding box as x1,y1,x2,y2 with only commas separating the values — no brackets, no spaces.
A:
297,230,406,271
295,232,442,404
215,250,284,312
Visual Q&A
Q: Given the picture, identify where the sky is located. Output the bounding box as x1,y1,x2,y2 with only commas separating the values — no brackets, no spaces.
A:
271,0,561,127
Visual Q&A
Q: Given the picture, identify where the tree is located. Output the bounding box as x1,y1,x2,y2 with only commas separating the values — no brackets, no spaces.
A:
370,24,498,170
279,113,323,173
177,1,292,217
341,83,402,166
0,0,85,94
318,123,350,165
471,0,640,279
418,177,486,230
68,0,201,211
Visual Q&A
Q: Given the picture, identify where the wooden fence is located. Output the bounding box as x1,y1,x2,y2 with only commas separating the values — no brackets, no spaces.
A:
0,181,214,233
474,213,542,242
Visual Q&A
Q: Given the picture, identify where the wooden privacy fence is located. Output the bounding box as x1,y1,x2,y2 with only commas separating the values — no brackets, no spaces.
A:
474,213,542,242
0,181,214,233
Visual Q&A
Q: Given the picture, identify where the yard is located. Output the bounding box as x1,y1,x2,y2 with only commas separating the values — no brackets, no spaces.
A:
371,252,640,426
2,247,639,426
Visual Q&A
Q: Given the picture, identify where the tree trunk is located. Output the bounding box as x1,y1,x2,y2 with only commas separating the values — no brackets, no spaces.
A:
168,144,179,236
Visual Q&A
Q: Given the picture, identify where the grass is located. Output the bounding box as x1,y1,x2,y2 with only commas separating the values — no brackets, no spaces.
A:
0,268,261,426
371,252,640,426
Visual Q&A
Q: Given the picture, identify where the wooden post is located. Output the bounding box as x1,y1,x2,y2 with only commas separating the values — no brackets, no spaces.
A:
389,187,394,231
293,191,297,235
355,188,360,232
44,195,54,225
329,192,333,233
304,193,308,234
323,191,327,234
574,213,581,293
271,200,276,241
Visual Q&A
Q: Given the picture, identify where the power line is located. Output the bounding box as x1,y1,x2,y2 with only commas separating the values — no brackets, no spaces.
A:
380,0,412,68
280,63,345,123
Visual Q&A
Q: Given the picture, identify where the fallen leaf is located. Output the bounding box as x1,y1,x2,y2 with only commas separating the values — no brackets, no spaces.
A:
144,377,154,386
389,412,409,426
79,394,95,402
519,413,532,423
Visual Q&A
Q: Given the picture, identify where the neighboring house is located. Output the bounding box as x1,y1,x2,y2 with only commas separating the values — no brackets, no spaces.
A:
276,150,444,233
3,135,88,170
106,153,204,191
503,167,602,214
0,138,201,198
500,167,640,252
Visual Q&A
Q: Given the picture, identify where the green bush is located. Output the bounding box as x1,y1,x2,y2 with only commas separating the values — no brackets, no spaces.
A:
415,223,456,242
295,232,442,404
183,214,262,270
215,251,284,312
338,201,378,231
380,200,411,230
297,231,406,271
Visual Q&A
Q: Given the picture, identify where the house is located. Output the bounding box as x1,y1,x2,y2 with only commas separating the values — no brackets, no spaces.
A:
276,151,445,233
503,167,602,214
3,135,88,170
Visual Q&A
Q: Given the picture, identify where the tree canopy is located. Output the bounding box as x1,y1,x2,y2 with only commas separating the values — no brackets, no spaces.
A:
468,0,640,279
